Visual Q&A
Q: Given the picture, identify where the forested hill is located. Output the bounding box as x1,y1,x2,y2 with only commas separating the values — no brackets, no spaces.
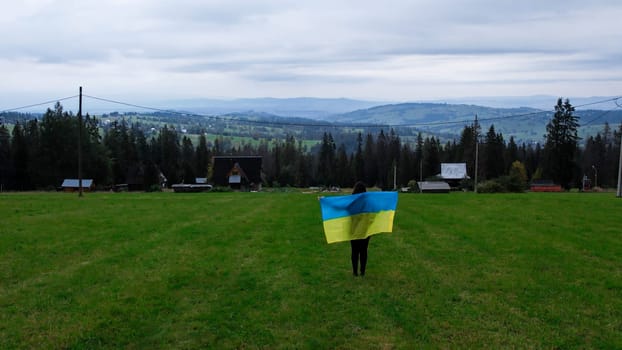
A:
330,103,622,144
333,103,540,124
3,100,622,145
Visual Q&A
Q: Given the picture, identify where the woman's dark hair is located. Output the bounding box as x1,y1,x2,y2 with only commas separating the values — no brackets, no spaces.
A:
352,181,367,194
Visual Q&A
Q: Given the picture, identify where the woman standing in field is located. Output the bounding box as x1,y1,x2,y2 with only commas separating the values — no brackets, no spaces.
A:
351,181,370,276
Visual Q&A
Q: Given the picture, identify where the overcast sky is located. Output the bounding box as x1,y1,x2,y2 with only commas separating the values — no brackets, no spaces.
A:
2,0,622,108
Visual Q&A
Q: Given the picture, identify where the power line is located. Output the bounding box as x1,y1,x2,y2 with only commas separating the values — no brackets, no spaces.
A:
574,96,622,109
4,93,620,130
0,95,79,113
87,94,622,129
84,94,389,128
93,93,547,128
580,109,616,127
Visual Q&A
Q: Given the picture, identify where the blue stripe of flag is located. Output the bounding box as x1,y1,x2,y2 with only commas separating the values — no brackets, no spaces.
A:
320,192,398,221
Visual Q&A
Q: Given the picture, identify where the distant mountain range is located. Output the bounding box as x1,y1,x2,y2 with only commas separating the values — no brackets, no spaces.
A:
163,96,620,141
5,95,620,145
156,95,619,119
330,102,622,144
160,97,384,119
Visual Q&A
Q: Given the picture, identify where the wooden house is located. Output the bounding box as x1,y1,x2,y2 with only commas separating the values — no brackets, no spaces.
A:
437,163,469,189
212,156,262,190
61,179,95,192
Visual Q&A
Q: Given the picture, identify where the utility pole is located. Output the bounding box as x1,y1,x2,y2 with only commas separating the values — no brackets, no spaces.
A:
617,99,622,197
617,132,622,197
393,163,397,190
474,114,479,193
78,86,83,198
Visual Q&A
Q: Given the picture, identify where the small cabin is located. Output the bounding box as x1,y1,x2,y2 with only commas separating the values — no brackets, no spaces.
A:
437,163,469,189
61,179,95,192
212,156,263,191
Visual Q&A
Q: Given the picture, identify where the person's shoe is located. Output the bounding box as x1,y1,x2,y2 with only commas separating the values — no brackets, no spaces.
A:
353,272,358,276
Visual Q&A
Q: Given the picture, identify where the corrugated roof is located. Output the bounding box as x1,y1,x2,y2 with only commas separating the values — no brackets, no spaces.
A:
61,179,94,188
417,181,450,192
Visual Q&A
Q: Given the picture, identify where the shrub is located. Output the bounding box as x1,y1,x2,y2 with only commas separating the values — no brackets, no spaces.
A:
211,186,233,192
477,179,505,193
407,180,418,193
460,178,474,191
146,184,162,192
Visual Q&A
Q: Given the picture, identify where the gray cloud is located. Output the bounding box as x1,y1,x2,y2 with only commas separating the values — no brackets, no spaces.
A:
1,0,621,102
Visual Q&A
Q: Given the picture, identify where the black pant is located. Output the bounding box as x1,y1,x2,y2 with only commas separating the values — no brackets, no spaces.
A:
350,237,370,276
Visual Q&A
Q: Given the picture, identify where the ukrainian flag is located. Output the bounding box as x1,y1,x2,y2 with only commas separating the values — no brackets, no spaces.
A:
320,192,398,244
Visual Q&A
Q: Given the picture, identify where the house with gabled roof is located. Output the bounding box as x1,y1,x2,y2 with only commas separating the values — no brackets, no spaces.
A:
212,156,262,191
61,179,95,192
437,163,470,189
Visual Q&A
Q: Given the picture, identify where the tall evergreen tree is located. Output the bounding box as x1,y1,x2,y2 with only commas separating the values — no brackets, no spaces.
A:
157,125,181,187
398,143,415,186
375,130,389,189
195,133,210,178
335,143,351,187
353,132,364,182
38,102,79,186
295,140,310,187
458,123,478,179
24,119,42,188
505,136,518,173
422,136,440,179
544,98,580,188
11,122,30,190
0,123,11,190
363,133,377,186
317,132,336,185
414,132,424,181
104,120,130,184
181,136,196,184
81,114,111,186
483,125,505,179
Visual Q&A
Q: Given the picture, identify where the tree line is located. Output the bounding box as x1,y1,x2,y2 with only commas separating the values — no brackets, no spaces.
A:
1,99,621,191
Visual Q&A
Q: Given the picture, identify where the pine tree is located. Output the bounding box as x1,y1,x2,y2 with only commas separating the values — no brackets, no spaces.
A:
544,98,580,188
195,133,210,178
484,125,505,179
363,133,376,186
353,132,364,182
317,132,336,186
0,123,11,190
11,122,30,190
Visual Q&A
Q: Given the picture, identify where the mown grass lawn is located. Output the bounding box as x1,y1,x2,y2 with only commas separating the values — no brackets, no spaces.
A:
1,191,621,349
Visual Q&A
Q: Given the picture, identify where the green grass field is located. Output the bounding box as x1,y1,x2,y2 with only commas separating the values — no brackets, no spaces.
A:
1,192,621,349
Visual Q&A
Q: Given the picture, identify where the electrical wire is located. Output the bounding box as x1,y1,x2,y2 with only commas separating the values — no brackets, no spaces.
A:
86,94,621,129
0,95,79,113
84,94,389,128
581,109,615,127
3,93,620,131
575,96,622,109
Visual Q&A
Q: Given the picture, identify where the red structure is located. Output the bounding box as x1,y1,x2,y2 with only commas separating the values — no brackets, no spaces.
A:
530,180,562,192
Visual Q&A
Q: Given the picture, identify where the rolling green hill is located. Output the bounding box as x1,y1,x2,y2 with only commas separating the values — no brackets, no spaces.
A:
4,100,621,146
